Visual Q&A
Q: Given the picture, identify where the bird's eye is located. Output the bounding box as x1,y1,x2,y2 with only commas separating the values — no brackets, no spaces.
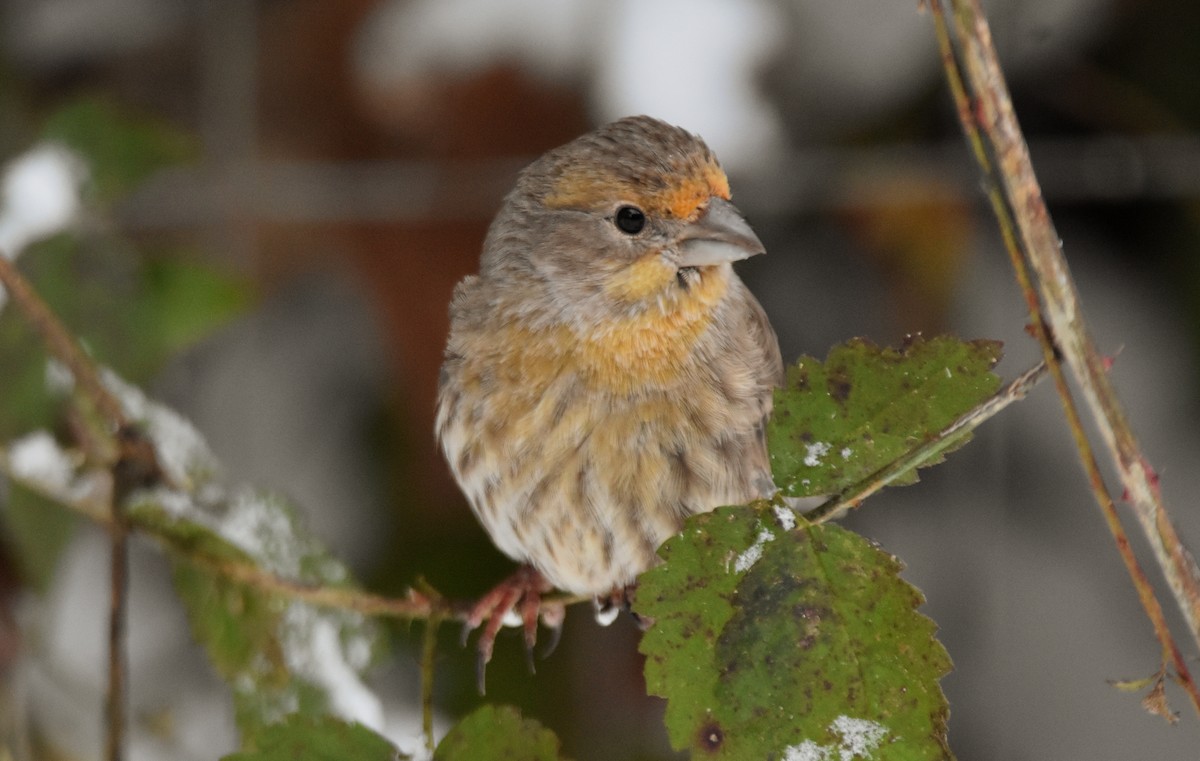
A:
614,205,646,234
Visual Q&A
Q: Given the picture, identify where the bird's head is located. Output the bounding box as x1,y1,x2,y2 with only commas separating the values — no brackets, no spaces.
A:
481,116,764,326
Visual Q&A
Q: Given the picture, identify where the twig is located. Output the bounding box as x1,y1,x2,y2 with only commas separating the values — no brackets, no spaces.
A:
807,360,1047,524
0,253,130,760
0,255,127,431
104,509,128,761
0,452,589,627
172,529,587,622
418,580,444,756
931,0,1200,716
104,427,171,761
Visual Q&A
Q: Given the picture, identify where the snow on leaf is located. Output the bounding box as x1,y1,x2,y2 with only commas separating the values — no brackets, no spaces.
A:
781,716,888,761
7,431,79,495
4,366,383,741
772,504,797,531
638,505,954,759
102,369,219,487
130,481,381,738
97,366,382,739
803,442,831,467
4,430,105,507
731,527,774,573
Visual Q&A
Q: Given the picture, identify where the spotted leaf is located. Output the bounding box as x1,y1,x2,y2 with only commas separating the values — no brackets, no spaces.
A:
638,504,954,760
769,335,1002,497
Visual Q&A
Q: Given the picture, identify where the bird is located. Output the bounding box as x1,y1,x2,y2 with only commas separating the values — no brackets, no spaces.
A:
435,115,783,674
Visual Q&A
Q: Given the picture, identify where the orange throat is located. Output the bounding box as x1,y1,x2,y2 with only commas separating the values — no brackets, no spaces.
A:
490,262,729,395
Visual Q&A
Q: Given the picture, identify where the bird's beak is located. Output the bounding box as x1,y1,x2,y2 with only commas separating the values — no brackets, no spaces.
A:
676,196,765,267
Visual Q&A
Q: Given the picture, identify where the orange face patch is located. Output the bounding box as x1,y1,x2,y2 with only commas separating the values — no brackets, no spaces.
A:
656,165,730,219
544,162,730,221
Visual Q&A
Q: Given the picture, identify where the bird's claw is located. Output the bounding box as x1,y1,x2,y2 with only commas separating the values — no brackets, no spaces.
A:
463,565,552,693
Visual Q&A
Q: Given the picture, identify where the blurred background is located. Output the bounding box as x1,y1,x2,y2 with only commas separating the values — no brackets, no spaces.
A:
1,0,1199,758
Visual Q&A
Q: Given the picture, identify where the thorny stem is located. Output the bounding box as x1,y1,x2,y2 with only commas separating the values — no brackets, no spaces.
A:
931,0,1200,716
807,360,1047,524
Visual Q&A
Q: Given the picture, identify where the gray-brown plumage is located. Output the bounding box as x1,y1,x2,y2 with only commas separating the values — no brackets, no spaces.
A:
436,115,782,600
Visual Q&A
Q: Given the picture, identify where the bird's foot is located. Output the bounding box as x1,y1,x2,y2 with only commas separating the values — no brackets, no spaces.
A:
463,565,559,693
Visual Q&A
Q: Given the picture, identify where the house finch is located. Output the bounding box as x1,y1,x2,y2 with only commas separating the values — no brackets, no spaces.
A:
436,115,782,669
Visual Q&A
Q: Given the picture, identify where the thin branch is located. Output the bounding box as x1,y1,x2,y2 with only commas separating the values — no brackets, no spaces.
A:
931,0,1200,716
418,580,444,757
170,528,588,622
0,255,149,760
807,359,1047,524
0,255,127,431
104,511,128,761
0,453,589,628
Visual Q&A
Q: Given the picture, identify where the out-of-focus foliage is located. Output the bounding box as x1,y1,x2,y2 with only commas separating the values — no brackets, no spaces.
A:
222,715,404,761
40,97,192,205
0,97,251,597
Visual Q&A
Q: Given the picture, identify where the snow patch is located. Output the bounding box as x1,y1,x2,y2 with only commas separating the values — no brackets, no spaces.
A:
803,441,831,467
5,430,100,504
830,716,889,758
782,715,889,761
783,740,830,761
732,526,775,573
840,447,852,460
0,143,86,311
283,605,383,730
772,504,796,531
8,431,75,490
0,142,85,253
103,369,219,487
16,364,387,732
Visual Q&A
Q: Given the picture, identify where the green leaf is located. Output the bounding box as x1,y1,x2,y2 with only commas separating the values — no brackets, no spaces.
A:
40,96,194,204
132,257,252,353
434,705,570,761
0,238,251,441
638,505,954,760
0,285,59,440
222,715,403,761
769,335,1002,497
20,237,252,381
